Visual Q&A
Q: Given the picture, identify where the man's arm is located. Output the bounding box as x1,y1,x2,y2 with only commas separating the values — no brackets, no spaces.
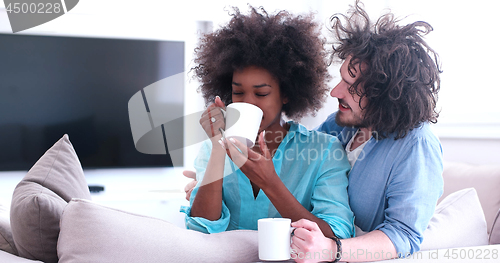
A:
182,170,197,201
339,230,397,261
372,131,443,254
291,220,396,263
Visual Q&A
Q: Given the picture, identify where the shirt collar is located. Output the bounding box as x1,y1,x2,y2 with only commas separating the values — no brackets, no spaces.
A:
288,121,309,136
277,121,309,146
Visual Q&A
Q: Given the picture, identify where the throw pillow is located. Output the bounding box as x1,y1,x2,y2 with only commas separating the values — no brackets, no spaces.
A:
58,199,259,263
441,161,500,234
10,134,91,263
0,200,17,255
490,209,500,245
420,188,489,251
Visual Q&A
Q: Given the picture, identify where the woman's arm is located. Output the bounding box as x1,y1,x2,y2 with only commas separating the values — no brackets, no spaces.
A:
224,132,335,237
263,176,335,237
190,98,227,220
181,141,231,233
189,143,226,220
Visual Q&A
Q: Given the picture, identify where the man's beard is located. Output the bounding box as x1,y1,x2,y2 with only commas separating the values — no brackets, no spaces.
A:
335,111,367,128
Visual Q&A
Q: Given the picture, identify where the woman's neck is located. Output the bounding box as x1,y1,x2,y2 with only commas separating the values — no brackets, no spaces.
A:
253,118,290,155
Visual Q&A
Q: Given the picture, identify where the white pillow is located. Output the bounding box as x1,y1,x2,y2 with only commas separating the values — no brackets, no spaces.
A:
58,199,259,263
420,188,489,251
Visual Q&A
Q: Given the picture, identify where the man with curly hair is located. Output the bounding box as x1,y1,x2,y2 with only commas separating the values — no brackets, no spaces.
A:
290,1,443,262
180,6,355,240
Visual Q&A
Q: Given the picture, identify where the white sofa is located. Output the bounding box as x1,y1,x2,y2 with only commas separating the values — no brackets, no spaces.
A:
1,135,499,262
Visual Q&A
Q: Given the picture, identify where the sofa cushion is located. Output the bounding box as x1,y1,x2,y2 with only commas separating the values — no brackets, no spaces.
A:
0,199,17,255
490,209,500,245
58,198,259,263
0,250,43,263
10,135,91,263
421,188,489,251
441,161,500,234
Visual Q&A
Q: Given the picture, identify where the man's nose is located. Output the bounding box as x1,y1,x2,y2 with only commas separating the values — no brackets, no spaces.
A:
330,83,344,98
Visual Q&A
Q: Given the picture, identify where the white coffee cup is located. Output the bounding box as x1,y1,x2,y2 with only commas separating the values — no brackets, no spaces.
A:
258,218,294,261
221,102,263,148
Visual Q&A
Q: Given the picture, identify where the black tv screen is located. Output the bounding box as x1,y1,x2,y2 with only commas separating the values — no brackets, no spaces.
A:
0,33,184,171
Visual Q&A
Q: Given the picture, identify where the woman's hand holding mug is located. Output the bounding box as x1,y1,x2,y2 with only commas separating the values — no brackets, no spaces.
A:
199,96,226,144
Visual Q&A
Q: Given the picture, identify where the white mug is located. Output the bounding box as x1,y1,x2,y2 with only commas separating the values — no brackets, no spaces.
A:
221,102,263,148
258,218,294,261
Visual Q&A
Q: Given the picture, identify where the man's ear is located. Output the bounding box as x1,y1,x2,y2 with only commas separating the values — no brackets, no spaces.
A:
282,96,289,104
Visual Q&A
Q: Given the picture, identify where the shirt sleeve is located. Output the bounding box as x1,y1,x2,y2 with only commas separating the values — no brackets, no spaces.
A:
310,137,355,239
374,137,443,256
179,141,231,233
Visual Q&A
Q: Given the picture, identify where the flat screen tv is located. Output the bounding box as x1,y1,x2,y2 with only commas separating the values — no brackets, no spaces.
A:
0,33,184,171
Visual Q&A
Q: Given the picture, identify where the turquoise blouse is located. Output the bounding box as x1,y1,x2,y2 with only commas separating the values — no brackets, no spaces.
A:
180,122,355,239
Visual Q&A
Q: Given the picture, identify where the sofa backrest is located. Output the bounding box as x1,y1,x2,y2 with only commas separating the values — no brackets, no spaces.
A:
440,161,500,234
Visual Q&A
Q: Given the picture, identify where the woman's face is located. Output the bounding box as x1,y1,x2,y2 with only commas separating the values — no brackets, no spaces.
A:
231,66,287,132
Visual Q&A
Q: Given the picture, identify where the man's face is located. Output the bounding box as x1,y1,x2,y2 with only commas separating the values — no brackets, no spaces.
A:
330,56,368,127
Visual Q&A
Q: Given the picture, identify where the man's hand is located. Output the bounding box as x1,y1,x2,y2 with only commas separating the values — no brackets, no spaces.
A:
290,219,337,263
183,170,197,201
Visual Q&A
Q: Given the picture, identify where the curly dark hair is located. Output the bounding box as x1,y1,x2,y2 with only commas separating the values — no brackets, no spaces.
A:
192,6,330,120
329,0,441,139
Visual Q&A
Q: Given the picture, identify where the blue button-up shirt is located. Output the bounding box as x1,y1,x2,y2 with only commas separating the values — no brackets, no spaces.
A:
181,122,355,239
316,112,444,255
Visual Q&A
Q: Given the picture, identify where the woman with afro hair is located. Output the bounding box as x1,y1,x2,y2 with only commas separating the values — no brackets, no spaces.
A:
180,6,355,241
